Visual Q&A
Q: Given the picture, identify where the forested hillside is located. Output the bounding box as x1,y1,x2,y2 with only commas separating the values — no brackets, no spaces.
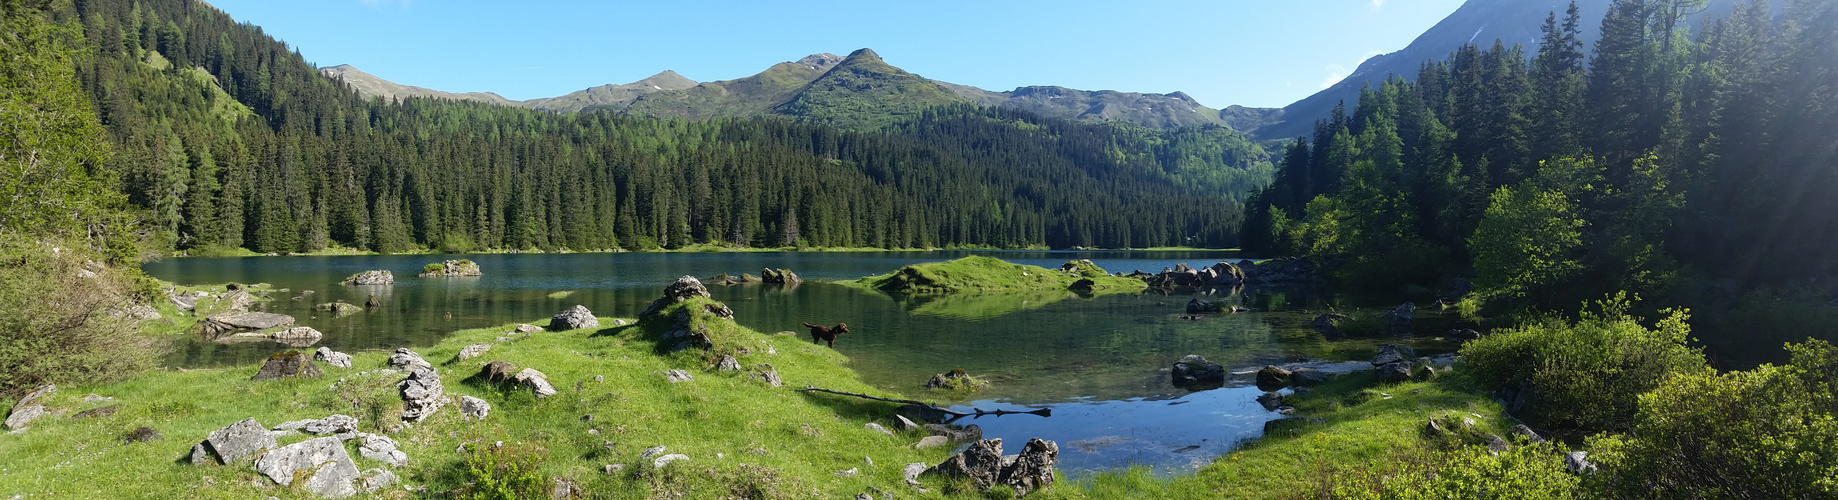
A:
55,0,1271,254
1243,0,1837,308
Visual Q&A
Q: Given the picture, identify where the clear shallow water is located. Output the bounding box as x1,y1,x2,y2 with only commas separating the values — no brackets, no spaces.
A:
144,250,1437,476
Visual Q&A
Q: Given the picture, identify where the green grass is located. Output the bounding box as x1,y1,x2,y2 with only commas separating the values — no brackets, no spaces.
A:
0,295,983,498
840,256,1145,295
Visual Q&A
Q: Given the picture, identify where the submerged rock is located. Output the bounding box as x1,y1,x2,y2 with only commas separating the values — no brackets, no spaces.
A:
1171,354,1226,390
761,268,801,285
315,302,361,318
199,312,296,337
1255,365,1292,392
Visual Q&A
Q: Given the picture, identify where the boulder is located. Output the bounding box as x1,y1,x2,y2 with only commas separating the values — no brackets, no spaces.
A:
458,395,491,421
1289,368,1331,386
199,312,296,337
925,438,1059,496
641,276,712,317
358,468,399,493
251,351,322,381
1565,451,1597,474
715,355,741,372
1256,392,1286,412
456,343,491,361
1375,361,1413,383
1371,344,1417,367
1255,365,1292,392
215,287,255,313
514,324,543,334
1485,434,1511,455
1170,355,1225,390
1511,424,1546,444
663,370,694,383
387,348,432,371
1185,299,1224,314
513,368,558,399
549,305,599,331
746,364,783,387
1311,313,1349,338
397,367,444,422
254,436,360,498
342,270,394,286
761,268,802,285
1380,302,1416,330
925,423,984,443
5,384,54,430
418,259,482,278
315,302,361,318
274,415,356,435
914,436,950,449
1204,261,1247,286
314,347,353,369
203,417,277,465
169,293,197,312
865,423,894,435
652,454,690,468
893,415,922,432
481,360,519,384
271,326,324,347
124,426,162,444
356,432,408,467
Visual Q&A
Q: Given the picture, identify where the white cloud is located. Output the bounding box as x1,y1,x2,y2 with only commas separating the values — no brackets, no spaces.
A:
1370,0,1386,9
1320,64,1350,89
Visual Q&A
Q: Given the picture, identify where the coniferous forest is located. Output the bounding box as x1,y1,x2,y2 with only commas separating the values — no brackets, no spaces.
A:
54,0,1272,255
1243,0,1838,309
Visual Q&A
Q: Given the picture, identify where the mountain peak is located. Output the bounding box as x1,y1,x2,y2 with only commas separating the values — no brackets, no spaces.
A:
845,48,882,61
795,53,843,72
633,70,697,90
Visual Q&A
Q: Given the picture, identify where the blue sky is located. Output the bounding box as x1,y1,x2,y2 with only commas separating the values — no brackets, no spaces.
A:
204,0,1465,109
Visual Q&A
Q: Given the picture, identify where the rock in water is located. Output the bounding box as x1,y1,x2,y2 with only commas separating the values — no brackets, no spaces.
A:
388,348,432,371
1255,365,1292,392
199,312,296,337
1380,302,1415,335
1185,299,1224,314
458,396,491,421
314,347,353,369
398,367,443,422
1371,344,1417,366
640,276,711,317
761,268,802,284
272,326,324,347
254,436,360,497
1170,355,1225,390
549,305,599,331
418,259,482,278
203,418,277,465
251,351,322,381
315,302,361,318
1289,368,1331,386
342,270,394,286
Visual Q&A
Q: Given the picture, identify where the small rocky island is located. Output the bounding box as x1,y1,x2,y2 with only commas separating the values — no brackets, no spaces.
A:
340,270,393,286
418,259,482,278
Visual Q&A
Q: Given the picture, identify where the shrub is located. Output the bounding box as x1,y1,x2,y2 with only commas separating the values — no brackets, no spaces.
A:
0,236,160,396
1333,441,1582,499
1585,339,1838,499
1459,293,1706,432
458,442,550,500
423,263,446,274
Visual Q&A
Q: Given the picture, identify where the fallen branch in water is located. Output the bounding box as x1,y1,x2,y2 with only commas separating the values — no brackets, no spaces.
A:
796,387,1051,418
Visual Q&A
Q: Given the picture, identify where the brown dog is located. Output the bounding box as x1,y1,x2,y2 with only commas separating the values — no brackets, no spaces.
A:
802,322,848,348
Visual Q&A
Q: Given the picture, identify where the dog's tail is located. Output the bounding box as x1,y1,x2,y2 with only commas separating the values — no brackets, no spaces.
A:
802,322,817,329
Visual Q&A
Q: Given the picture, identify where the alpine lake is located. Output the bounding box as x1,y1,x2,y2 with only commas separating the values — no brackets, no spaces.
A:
143,251,1461,479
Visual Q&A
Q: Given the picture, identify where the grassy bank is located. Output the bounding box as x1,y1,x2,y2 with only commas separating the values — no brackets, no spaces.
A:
839,256,1147,295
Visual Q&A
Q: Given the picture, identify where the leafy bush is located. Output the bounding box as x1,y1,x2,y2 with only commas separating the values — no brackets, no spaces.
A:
1459,293,1706,432
458,442,550,500
1333,441,1582,499
1586,339,1838,499
423,263,446,274
0,236,161,396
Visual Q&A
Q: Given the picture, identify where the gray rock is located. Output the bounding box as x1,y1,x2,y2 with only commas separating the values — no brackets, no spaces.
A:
652,454,690,468
301,415,357,435
761,268,801,285
925,438,1006,491
914,435,950,449
342,270,394,286
170,293,198,311
1000,438,1059,497
893,415,922,432
458,395,491,421
272,327,324,346
397,367,443,422
314,347,353,369
357,432,408,467
1511,424,1545,443
1171,354,1225,390
387,348,432,371
603,463,627,475
715,355,741,372
514,324,543,334
513,368,558,399
315,302,361,318
549,305,599,331
1375,361,1413,383
1289,368,1331,386
206,418,278,465
1256,392,1286,412
925,423,984,443
189,442,211,465
746,364,782,387
1185,298,1224,314
1381,302,1416,331
254,436,360,498
551,478,579,499
865,423,893,435
4,405,45,430
663,370,694,383
199,312,296,337
357,468,398,493
456,343,491,361
903,462,929,487
640,446,667,460
1372,344,1417,366
1485,434,1510,455
1565,451,1597,474
640,276,712,317
1311,313,1350,338
252,351,322,381
1255,365,1292,392
418,259,482,278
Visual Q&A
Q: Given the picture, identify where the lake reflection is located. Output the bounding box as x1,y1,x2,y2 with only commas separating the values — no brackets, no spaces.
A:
145,250,1426,477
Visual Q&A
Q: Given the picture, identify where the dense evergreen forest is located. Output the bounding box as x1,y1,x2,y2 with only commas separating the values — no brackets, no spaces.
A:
51,0,1271,254
1244,0,1837,308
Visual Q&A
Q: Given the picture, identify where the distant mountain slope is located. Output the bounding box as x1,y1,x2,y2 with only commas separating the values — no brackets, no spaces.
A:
324,50,1233,130
1249,0,1744,141
319,64,515,106
522,70,698,112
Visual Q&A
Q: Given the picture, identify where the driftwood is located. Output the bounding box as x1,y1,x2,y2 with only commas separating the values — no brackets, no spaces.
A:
797,387,1051,419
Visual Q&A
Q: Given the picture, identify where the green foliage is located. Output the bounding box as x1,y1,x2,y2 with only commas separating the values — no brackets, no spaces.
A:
1333,441,1581,499
1586,339,1838,499
423,262,446,274
1459,292,1706,432
0,235,161,396
458,442,550,500
1470,181,1585,298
